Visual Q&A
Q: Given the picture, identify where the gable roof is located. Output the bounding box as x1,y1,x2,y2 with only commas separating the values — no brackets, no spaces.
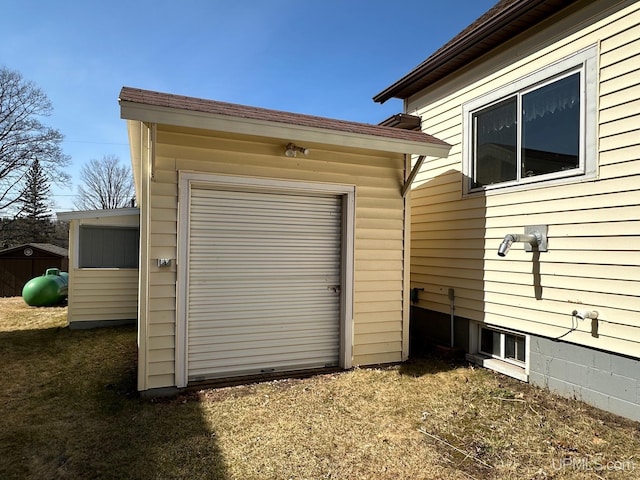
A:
0,243,68,257
373,0,582,103
119,87,451,157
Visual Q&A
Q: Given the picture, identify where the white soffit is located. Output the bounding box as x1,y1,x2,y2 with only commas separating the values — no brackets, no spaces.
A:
56,208,140,221
120,102,451,158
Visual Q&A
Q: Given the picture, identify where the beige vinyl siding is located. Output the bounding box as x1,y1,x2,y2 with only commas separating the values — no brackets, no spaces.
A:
67,214,139,325
67,269,138,323
407,0,640,357
141,129,407,389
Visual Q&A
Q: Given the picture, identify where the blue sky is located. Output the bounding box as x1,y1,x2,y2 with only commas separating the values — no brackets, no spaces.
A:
2,0,495,211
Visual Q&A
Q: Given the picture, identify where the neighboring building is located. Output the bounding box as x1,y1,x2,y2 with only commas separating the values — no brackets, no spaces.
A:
0,243,68,297
375,0,640,421
118,87,451,394
56,208,139,329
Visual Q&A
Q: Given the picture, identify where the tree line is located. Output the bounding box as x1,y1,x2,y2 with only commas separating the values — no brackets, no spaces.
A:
0,66,134,250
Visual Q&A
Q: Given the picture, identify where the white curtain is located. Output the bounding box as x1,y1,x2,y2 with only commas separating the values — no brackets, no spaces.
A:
477,72,580,135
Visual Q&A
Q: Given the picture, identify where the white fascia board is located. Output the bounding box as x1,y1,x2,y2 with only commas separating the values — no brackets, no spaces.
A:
120,102,451,158
126,120,143,198
56,208,140,221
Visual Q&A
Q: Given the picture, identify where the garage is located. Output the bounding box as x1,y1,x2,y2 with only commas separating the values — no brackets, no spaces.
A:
119,86,451,392
185,184,345,381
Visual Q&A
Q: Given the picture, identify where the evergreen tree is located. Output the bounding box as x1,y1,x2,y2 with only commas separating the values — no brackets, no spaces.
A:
15,159,54,243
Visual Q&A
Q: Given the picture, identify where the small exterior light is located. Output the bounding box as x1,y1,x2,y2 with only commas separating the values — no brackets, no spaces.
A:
285,143,309,157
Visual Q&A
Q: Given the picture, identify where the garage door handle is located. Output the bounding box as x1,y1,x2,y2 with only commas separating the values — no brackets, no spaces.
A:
328,285,341,293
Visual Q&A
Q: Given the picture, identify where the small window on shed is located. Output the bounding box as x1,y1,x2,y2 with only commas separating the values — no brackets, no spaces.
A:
79,226,139,268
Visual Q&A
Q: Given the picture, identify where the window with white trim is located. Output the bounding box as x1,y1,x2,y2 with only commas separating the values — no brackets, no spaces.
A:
479,327,526,366
463,46,597,192
79,226,139,268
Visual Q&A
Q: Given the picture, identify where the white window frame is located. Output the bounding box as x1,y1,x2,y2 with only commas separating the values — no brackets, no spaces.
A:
78,225,140,269
479,326,527,367
462,45,598,194
467,323,530,382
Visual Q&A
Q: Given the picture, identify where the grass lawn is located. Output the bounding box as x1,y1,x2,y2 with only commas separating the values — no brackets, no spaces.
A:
1,297,639,479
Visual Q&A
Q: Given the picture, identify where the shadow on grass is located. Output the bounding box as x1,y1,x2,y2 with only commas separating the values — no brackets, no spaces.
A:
398,349,469,378
0,325,228,480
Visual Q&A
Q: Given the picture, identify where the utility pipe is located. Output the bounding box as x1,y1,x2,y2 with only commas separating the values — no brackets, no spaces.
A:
448,288,455,348
497,232,542,257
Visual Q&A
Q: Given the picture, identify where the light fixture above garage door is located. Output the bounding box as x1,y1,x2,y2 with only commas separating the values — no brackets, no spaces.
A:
284,143,309,157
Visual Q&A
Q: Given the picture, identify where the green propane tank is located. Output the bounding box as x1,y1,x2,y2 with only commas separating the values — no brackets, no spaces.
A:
22,268,69,307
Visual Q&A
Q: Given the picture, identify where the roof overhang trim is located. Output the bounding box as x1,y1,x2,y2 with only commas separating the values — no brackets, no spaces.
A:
56,208,140,221
373,0,580,103
119,101,451,158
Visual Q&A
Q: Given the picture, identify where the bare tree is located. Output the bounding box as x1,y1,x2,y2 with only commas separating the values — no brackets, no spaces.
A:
75,155,134,210
0,66,70,215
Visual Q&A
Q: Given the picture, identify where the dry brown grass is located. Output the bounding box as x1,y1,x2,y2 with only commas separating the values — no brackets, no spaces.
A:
0,296,68,331
195,365,640,480
0,297,639,479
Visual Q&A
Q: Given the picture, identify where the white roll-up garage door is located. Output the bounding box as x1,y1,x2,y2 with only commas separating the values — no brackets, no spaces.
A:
186,186,342,381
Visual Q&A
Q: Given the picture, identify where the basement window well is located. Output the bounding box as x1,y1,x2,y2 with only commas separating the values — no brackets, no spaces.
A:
466,324,529,381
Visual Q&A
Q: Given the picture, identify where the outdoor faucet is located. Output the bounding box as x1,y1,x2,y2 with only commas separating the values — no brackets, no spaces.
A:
497,228,546,257
498,234,515,257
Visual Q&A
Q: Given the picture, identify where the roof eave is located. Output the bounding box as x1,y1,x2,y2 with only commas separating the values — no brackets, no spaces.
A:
120,101,451,158
373,0,580,103
56,207,140,221
0,243,68,256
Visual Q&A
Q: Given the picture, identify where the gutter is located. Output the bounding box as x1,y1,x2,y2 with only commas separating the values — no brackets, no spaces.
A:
373,0,581,103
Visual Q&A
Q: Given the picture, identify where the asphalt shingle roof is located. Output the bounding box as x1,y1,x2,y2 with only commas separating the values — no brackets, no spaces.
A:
119,87,450,149
0,243,68,257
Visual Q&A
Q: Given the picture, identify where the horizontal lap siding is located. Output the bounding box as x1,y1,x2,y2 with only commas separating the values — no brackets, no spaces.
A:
354,190,404,364
144,133,406,388
145,174,179,388
67,215,140,325
68,269,138,323
407,0,640,357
